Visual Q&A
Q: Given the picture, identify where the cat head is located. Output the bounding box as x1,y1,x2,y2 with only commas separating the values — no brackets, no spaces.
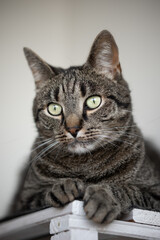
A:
24,30,131,154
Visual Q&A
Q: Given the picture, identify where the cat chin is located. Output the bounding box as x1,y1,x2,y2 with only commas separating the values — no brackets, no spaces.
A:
68,142,96,155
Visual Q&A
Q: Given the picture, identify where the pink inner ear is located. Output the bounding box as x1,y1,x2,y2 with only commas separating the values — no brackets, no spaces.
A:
112,44,119,66
112,45,122,76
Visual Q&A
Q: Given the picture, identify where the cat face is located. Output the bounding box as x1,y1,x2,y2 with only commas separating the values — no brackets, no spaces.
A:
24,30,131,154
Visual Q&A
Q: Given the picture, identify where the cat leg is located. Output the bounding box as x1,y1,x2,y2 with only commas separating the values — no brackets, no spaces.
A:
83,184,160,224
15,187,48,212
83,185,121,224
17,178,85,212
45,178,85,207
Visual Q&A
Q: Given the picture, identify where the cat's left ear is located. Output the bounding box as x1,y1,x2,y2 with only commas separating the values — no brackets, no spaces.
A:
86,30,121,79
23,48,54,90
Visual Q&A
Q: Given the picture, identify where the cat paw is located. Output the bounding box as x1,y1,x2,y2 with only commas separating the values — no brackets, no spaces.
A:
46,179,85,207
83,185,121,224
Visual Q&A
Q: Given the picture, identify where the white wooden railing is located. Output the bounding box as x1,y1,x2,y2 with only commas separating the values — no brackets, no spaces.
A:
0,200,160,240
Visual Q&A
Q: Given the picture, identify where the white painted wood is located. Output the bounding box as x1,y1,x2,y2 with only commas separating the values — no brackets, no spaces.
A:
123,208,160,227
0,201,84,240
0,201,160,240
50,214,160,240
51,229,98,240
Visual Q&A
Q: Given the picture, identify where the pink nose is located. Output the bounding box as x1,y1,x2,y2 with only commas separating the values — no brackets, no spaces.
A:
66,126,81,138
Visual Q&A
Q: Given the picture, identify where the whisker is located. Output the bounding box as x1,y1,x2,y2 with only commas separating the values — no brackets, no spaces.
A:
55,135,67,140
30,141,59,164
122,109,133,113
34,137,53,145
101,129,142,139
31,139,53,152
99,135,140,151
108,124,137,130
93,138,106,150
98,135,120,148
40,142,61,160
40,122,49,129
53,143,63,161
55,132,66,138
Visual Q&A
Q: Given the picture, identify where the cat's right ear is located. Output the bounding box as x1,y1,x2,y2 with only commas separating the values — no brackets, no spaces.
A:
85,30,121,80
23,48,54,90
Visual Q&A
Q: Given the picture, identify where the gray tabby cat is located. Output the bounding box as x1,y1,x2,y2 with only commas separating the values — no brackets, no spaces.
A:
15,30,160,224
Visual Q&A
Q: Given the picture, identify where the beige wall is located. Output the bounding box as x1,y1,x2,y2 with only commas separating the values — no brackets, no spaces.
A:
0,0,160,217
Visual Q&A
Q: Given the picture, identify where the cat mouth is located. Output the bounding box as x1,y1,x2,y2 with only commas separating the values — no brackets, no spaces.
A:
67,138,96,154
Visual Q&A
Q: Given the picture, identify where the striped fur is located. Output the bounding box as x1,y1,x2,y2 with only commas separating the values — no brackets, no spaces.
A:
12,30,160,224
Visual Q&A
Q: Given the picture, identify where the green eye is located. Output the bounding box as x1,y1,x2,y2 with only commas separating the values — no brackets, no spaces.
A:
47,103,62,116
86,96,102,109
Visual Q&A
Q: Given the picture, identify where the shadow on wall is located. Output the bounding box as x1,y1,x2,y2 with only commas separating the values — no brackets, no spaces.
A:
145,140,160,197
145,140,160,168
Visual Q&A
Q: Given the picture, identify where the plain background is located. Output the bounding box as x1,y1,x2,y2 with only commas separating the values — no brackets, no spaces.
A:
0,0,160,218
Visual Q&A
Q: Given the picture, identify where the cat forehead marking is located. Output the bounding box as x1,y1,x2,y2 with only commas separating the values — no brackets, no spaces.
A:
57,73,87,100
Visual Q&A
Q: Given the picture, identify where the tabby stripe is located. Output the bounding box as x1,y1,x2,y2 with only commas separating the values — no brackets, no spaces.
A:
142,192,149,208
61,82,65,93
108,95,130,108
123,186,131,202
83,111,88,121
72,78,77,94
35,108,43,122
56,135,67,139
67,77,70,90
54,87,59,101
129,185,139,207
140,195,146,208
80,83,86,97
101,119,110,122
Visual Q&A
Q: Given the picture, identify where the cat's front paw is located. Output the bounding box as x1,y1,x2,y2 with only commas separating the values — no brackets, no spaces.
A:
83,185,121,224
46,179,84,207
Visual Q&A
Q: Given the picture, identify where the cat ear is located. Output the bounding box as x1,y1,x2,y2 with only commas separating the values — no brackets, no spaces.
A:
23,48,54,90
86,30,121,79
